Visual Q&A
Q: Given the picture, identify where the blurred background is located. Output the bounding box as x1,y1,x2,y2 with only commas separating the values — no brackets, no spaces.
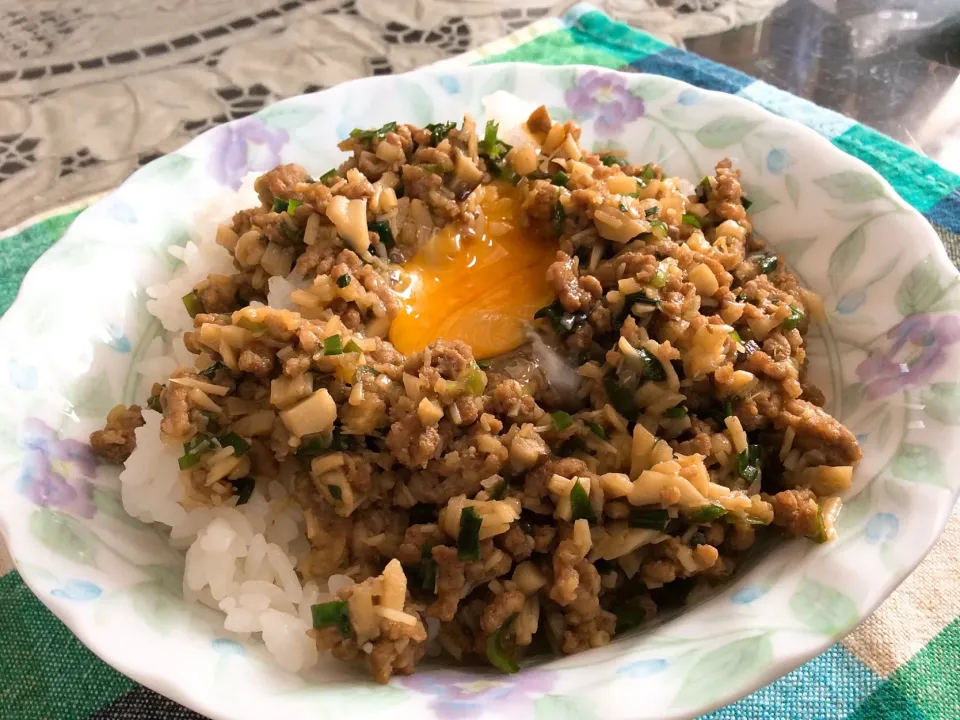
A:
1,0,959,228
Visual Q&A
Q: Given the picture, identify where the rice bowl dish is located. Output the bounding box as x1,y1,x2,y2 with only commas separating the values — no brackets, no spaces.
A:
86,98,863,684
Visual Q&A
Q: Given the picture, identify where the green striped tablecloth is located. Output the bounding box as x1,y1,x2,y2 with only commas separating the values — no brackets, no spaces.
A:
1,5,958,719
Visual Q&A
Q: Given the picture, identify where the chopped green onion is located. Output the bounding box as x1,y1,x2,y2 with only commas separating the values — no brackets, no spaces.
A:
420,163,447,175
369,220,395,249
349,121,397,141
479,120,503,158
457,507,483,561
178,437,211,470
690,531,708,547
742,196,753,211
329,484,342,500
618,201,629,213
640,163,656,181
687,503,728,523
425,121,456,146
311,600,351,637
320,168,338,182
551,411,574,431
272,197,289,212
624,292,660,309
697,176,712,201
178,453,202,471
201,410,221,433
723,399,734,418
637,348,667,382
147,394,162,413
753,252,778,275
628,508,670,530
336,274,351,288
499,165,521,184
645,206,659,217
323,334,343,356
648,220,668,239
737,444,762,483
729,330,742,343
651,263,667,288
476,359,490,369
489,480,507,501
232,477,255,505
464,366,486,397
421,543,437,592
681,213,701,229
287,199,303,214
604,377,638,421
552,201,565,235
783,304,804,330
344,339,363,353
354,365,380,379
600,155,625,167
486,621,520,674
587,422,607,439
218,432,251,456
295,437,326,459
552,171,569,187
569,480,595,522
198,360,223,379
664,406,688,418
182,291,202,319
813,504,828,543
236,317,264,333
735,290,748,302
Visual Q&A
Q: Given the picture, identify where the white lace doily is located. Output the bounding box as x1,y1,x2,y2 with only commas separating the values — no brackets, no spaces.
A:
0,0,787,227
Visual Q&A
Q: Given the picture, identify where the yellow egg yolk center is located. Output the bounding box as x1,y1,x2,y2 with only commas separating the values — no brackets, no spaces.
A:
389,183,558,360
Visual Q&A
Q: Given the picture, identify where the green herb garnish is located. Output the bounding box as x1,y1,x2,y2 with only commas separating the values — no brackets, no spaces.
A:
369,220,395,249
640,163,656,181
218,432,251,456
604,377,638,421
645,206,659,217
737,444,762,484
181,291,202,319
320,168,338,182
232,477,255,505
272,198,289,212
476,359,490,369
552,201,565,235
178,436,211,470
637,348,667,382
753,252,778,275
287,199,303,214
198,360,223,379
349,120,397,142
664,406,688,418
329,484,342,500
552,171,569,188
486,621,519,674
421,543,437,592
425,121,456,146
344,339,363,353
323,334,343,356
687,503,728,523
601,155,625,167
624,292,660,309
681,213,701,229
783,304,804,330
489,480,508,501
628,508,670,530
236,317,264,334
587,422,607,439
551,411,574,431
311,600,351,637
569,480,595,522
337,274,351,288
457,507,483,561
479,120,503,158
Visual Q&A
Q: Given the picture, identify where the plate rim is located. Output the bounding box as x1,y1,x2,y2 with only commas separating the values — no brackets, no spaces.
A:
0,61,957,720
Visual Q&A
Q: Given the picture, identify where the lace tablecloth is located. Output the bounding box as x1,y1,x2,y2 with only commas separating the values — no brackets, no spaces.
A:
0,0,787,229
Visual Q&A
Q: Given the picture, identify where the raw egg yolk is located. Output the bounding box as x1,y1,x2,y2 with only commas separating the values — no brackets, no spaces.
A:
390,183,558,360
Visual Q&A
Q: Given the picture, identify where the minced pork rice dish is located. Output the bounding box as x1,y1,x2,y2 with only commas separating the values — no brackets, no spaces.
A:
90,104,862,683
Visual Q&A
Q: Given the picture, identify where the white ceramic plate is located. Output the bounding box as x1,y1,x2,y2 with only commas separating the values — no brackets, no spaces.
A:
2,64,959,720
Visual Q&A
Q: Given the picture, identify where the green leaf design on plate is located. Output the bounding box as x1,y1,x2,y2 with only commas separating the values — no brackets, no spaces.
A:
739,183,778,215
535,695,597,720
920,383,960,425
30,508,100,567
828,225,866,294
785,173,800,207
836,485,872,533
895,255,954,316
891,443,946,486
399,81,435,125
775,236,817,266
259,105,319,131
547,106,574,123
840,381,867,420
672,634,773,708
135,153,195,185
789,578,858,635
693,117,760,149
813,170,886,203
127,580,184,633
93,488,145,528
632,79,673,101
67,370,116,419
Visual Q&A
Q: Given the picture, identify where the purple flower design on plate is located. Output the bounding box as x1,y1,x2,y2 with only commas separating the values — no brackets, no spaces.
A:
856,314,960,399
400,669,553,718
565,70,645,136
17,418,97,518
208,116,289,189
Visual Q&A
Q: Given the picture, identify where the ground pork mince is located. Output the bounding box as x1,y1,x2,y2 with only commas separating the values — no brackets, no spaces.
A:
92,107,861,683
